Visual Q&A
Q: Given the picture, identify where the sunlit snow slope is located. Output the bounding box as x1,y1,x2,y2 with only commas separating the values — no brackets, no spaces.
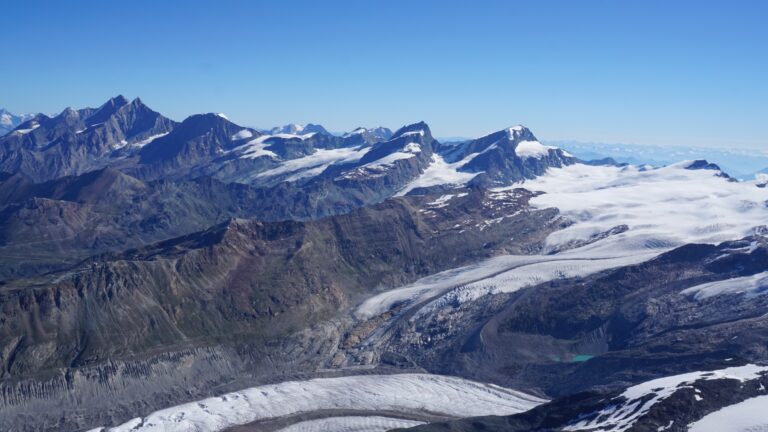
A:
90,374,546,432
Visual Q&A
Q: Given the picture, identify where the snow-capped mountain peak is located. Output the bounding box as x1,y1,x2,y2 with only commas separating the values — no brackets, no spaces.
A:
269,123,329,136
342,126,393,142
0,109,37,136
391,121,432,141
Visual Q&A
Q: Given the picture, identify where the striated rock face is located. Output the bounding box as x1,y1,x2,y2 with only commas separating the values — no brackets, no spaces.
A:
0,188,561,431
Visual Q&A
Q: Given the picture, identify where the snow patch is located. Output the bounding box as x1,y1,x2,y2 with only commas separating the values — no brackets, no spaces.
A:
426,193,468,208
396,130,425,138
132,133,170,148
231,129,253,140
689,395,768,432
515,140,552,159
237,135,279,159
13,123,39,134
681,271,768,300
257,146,369,181
396,153,480,196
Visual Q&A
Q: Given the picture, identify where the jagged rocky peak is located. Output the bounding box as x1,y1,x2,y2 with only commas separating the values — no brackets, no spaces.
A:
681,159,734,180
343,126,393,142
434,124,576,187
505,124,537,140
86,95,130,122
172,112,244,138
391,121,433,141
136,111,252,170
0,95,178,182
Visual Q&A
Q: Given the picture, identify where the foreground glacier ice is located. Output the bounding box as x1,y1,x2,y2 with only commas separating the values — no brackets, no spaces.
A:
89,374,546,432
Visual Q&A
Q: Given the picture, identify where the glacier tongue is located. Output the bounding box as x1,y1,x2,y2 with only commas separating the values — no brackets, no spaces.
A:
90,374,546,432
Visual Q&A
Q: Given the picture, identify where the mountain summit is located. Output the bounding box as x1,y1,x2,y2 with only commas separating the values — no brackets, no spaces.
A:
269,123,330,136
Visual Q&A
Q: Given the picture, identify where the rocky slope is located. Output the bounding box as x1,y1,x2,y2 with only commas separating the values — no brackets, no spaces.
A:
0,187,561,431
0,96,175,182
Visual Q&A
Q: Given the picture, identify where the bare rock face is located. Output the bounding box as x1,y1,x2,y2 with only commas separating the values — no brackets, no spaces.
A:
0,96,175,182
0,187,561,431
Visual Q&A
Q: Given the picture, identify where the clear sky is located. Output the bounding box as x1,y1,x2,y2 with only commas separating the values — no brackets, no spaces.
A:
3,0,767,147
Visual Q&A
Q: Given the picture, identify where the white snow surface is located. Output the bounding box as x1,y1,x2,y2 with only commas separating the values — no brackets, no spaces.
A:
237,132,319,159
131,132,170,148
514,140,552,159
396,154,480,196
395,130,425,138
356,246,658,320
517,162,768,256
688,395,768,432
426,192,469,208
89,374,546,432
237,135,279,159
257,146,369,181
564,364,768,432
231,129,254,140
13,123,39,134
681,271,768,300
275,416,424,432
273,132,317,140
360,162,768,320
355,143,422,171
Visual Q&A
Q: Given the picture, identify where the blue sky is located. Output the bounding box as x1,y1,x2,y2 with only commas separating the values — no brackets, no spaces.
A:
3,0,766,147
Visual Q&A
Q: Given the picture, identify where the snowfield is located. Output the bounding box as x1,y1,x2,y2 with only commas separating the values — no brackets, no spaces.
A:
396,153,480,196
257,146,369,181
88,374,546,432
688,395,768,432
520,162,768,255
682,270,768,300
514,140,553,159
361,161,768,323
